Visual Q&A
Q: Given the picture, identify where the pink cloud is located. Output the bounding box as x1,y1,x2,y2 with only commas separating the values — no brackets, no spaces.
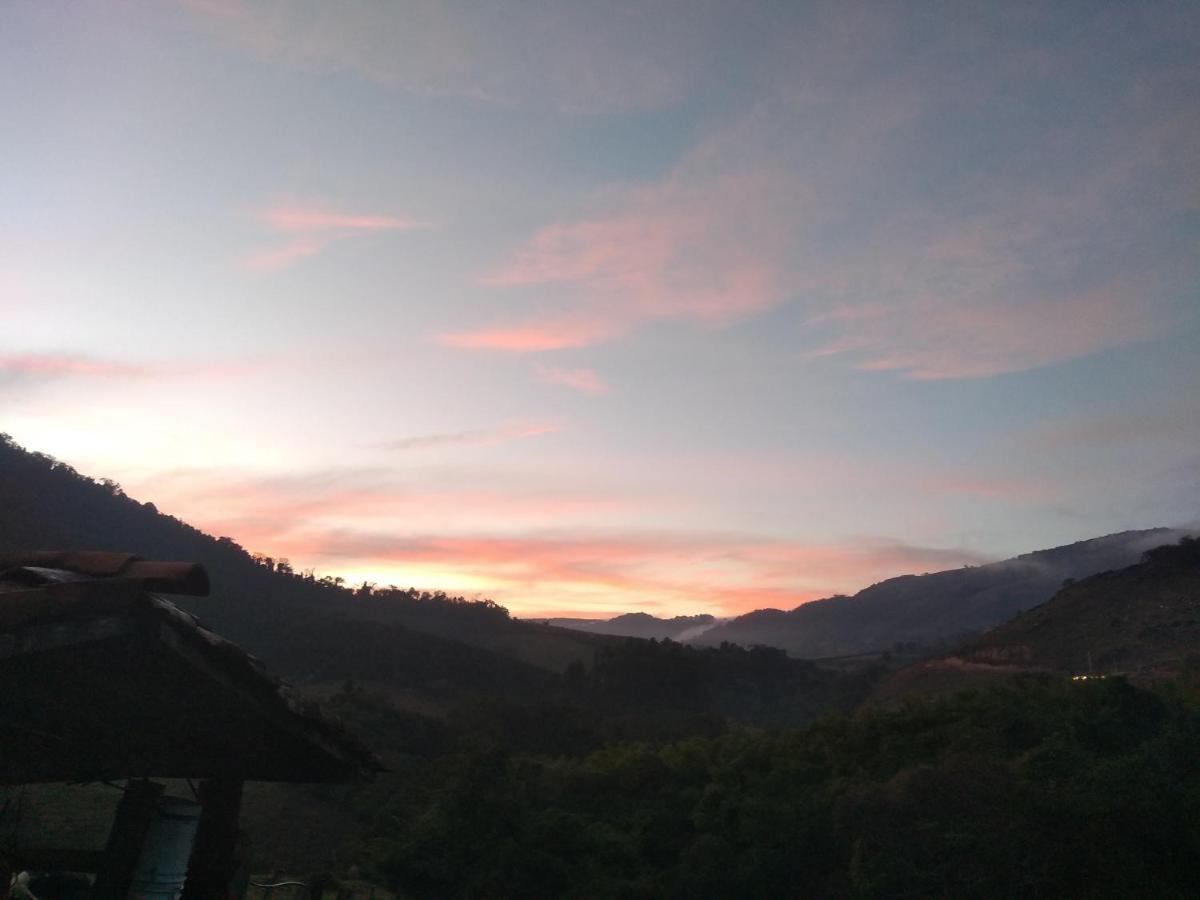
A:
440,317,616,351
534,364,611,395
837,277,1162,381
121,467,633,554
245,205,428,272
443,173,785,352
0,354,154,378
243,237,324,272
795,99,1195,380
0,353,258,381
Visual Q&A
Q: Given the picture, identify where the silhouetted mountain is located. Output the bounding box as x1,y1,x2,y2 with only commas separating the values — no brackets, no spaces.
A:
0,434,572,697
540,611,721,641
694,528,1194,658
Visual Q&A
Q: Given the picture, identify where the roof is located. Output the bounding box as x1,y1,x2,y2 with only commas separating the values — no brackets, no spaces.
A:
0,552,382,784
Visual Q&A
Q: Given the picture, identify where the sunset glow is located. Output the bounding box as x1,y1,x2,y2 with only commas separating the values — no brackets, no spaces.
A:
2,2,1197,617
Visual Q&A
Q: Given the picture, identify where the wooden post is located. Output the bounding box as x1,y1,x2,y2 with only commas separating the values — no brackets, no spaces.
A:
181,778,244,900
92,779,164,899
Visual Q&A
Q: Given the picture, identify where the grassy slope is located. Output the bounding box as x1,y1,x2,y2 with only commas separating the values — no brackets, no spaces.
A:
968,537,1200,674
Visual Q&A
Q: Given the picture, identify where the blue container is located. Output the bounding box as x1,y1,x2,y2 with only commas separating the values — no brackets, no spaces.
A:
128,796,202,899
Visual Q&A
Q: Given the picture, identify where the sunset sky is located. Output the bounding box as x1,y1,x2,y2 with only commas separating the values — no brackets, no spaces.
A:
2,1,1197,617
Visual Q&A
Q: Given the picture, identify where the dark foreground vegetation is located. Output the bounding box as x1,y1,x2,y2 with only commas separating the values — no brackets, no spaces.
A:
308,674,1200,899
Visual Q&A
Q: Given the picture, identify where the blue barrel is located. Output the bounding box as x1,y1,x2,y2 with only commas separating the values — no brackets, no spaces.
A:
128,796,203,899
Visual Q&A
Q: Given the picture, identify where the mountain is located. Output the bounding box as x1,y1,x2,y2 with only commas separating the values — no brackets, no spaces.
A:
693,528,1194,658
872,535,1200,701
967,536,1200,674
538,612,722,642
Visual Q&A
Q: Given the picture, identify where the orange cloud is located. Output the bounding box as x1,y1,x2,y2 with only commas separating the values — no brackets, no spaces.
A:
439,317,614,351
116,454,994,617
534,364,610,395
245,205,428,272
269,528,991,617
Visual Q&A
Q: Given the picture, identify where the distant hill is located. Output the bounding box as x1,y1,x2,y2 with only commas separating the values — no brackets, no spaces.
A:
539,612,722,642
693,528,1194,658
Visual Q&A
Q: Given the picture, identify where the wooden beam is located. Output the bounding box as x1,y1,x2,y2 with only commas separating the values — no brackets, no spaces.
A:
181,778,244,900
92,779,164,899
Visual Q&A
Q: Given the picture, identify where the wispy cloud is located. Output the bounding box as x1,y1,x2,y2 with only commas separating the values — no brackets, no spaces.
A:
245,205,428,272
1027,405,1200,452
121,465,632,554
534,364,611,396
0,352,258,383
442,168,786,352
180,0,708,114
380,421,561,452
918,475,1051,503
440,7,1196,378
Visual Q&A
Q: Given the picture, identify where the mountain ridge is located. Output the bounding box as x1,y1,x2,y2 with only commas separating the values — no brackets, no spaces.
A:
872,535,1200,701
692,527,1194,657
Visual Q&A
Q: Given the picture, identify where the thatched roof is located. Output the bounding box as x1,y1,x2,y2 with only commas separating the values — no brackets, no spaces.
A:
0,552,382,784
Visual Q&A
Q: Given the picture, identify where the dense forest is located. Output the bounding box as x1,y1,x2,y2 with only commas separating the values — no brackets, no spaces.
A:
318,674,1200,898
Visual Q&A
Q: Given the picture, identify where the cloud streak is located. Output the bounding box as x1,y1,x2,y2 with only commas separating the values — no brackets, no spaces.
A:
380,421,561,452
0,352,258,383
534,364,610,396
245,205,428,272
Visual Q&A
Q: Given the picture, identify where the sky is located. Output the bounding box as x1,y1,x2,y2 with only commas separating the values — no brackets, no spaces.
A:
1,1,1197,618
